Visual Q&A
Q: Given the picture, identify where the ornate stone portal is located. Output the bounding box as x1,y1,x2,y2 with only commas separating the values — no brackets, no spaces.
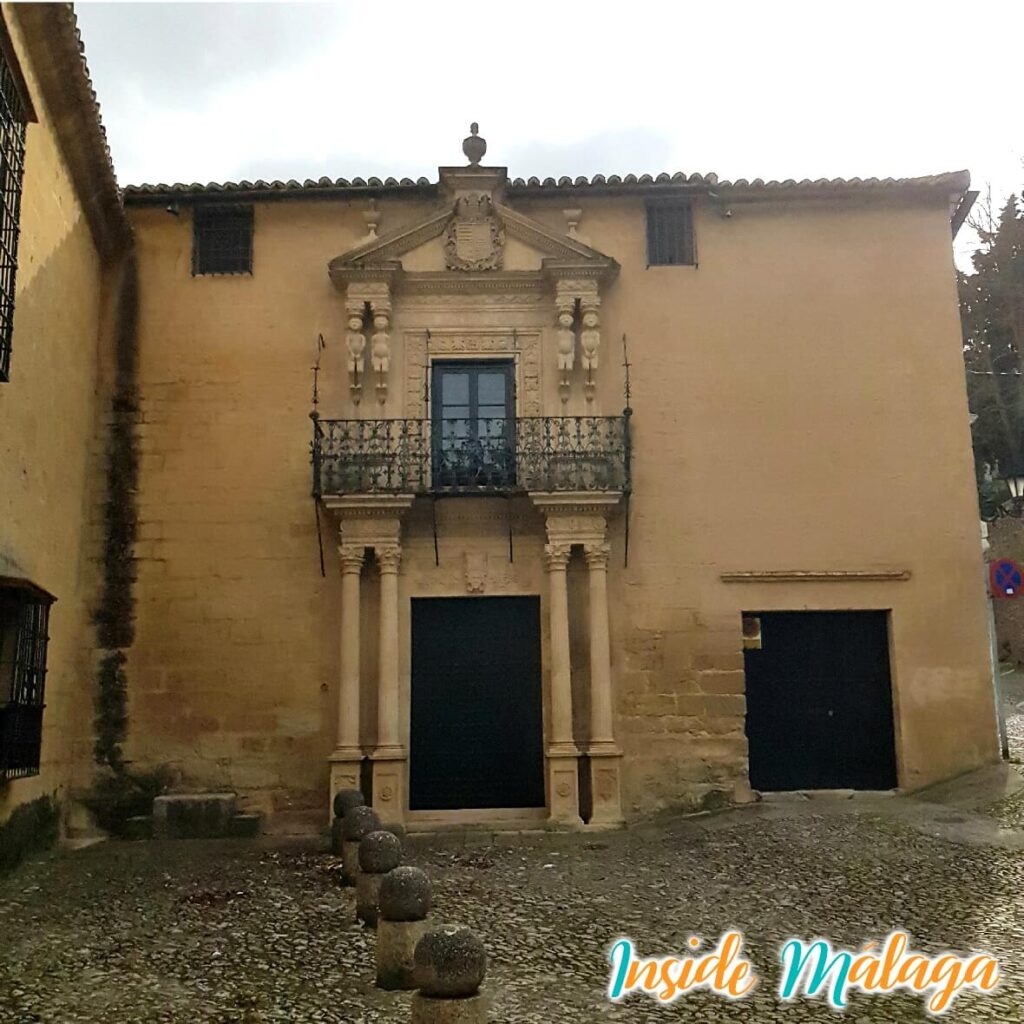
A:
322,128,624,828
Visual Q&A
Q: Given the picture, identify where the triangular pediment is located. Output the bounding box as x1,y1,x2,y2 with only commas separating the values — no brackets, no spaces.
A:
328,196,617,289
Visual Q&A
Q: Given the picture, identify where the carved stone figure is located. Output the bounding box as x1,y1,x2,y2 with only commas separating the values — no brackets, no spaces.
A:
346,315,366,373
580,309,600,371
371,313,391,375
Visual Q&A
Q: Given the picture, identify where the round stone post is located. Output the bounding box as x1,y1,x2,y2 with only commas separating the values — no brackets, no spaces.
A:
330,788,366,856
356,830,403,927
412,924,488,1023
376,866,432,990
341,805,380,886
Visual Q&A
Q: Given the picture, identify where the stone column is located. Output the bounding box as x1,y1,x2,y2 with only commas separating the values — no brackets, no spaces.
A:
330,543,365,811
544,542,582,825
372,543,405,823
584,541,624,826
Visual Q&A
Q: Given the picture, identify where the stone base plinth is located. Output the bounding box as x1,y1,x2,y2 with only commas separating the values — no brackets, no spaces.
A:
371,750,406,824
153,793,236,839
376,917,430,989
341,839,360,887
587,747,624,827
329,755,363,824
411,992,488,1024
545,751,582,827
356,871,384,927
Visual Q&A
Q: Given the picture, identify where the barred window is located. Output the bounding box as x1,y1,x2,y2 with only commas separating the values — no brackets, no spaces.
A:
192,204,254,275
0,580,54,781
0,39,28,382
646,200,695,267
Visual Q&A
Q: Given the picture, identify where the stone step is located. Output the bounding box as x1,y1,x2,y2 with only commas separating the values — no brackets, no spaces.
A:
153,793,239,839
229,813,261,839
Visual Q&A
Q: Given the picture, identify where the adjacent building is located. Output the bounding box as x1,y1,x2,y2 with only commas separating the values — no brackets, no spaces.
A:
0,3,131,856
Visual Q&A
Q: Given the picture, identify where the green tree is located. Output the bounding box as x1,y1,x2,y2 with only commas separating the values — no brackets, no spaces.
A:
961,192,1024,478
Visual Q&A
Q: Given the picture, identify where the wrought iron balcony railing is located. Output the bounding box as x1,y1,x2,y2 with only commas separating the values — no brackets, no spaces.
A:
311,415,631,497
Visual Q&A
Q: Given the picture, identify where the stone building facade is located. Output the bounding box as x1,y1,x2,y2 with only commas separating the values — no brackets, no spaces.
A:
119,131,997,833
0,7,1002,844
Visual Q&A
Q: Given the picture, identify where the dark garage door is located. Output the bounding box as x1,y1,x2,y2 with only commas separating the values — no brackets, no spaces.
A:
743,611,898,791
410,596,545,811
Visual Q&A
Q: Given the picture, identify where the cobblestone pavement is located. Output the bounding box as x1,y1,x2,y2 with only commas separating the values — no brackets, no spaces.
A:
2,683,1023,1024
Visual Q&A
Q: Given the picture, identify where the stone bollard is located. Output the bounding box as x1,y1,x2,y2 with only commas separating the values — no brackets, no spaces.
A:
376,866,432,990
356,829,403,927
341,805,380,887
411,924,487,1023
382,820,407,849
330,788,366,856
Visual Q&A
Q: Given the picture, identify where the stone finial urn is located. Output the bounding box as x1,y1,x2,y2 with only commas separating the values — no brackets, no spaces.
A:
462,123,486,167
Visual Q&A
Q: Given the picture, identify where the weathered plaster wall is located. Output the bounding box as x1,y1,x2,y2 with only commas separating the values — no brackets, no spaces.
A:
0,13,110,829
124,186,996,828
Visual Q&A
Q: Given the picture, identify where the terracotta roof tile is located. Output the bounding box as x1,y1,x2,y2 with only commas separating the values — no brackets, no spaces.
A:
122,168,971,206
11,4,130,255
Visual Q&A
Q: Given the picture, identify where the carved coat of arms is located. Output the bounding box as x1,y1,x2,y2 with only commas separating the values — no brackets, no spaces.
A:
445,194,504,271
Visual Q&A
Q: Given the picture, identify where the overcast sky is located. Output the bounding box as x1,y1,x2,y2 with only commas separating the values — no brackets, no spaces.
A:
75,1,1022,271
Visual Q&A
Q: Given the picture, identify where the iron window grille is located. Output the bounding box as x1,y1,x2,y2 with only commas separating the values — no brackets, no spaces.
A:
646,200,695,267
0,580,54,781
192,204,254,276
0,39,27,382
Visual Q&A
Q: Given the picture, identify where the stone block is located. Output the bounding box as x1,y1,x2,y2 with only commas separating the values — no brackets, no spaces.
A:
701,695,746,718
341,840,360,887
697,669,746,695
377,917,431,989
356,872,384,927
694,650,745,672
229,813,261,838
675,695,707,717
123,816,153,841
153,793,237,839
411,992,488,1024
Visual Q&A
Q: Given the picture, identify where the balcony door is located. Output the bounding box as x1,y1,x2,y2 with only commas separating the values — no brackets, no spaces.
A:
431,360,515,490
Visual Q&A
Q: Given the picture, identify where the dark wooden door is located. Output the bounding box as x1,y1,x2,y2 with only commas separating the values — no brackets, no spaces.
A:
743,611,897,791
410,596,544,810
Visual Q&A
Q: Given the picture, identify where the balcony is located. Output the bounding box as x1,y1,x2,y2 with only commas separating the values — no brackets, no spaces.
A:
311,415,630,497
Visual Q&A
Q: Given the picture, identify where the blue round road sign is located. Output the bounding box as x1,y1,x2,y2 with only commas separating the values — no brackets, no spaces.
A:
991,558,1023,598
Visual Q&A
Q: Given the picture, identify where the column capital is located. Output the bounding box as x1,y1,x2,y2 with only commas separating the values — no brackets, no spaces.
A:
376,543,402,574
583,541,611,569
338,544,365,574
543,542,572,570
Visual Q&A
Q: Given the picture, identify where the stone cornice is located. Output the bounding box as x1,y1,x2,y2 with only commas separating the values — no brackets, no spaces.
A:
9,4,131,260
321,495,415,519
403,271,546,295
330,206,450,271
529,492,623,516
328,194,619,290
720,569,911,582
